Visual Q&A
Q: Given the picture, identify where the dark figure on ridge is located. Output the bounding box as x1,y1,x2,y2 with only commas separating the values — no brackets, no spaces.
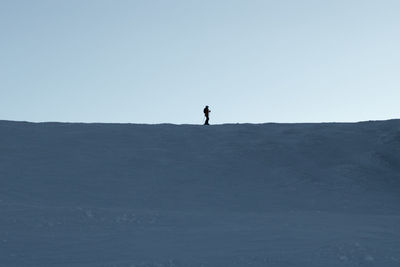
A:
203,106,210,125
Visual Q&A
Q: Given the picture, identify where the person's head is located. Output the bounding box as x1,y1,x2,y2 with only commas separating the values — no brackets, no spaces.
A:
205,105,209,108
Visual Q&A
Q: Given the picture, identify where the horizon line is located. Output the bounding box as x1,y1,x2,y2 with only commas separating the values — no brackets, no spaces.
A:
1,118,399,126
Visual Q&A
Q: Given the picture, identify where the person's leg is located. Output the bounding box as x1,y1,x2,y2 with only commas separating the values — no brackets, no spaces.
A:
205,117,209,125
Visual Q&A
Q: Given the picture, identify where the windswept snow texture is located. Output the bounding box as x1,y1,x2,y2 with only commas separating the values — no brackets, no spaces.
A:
0,120,400,267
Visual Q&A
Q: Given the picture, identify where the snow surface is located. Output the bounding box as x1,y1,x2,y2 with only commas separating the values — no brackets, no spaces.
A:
0,120,399,266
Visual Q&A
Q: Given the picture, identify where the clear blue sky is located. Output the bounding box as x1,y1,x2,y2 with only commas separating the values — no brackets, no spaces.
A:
1,0,399,124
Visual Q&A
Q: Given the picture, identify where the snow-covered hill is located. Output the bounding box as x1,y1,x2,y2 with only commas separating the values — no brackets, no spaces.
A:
0,120,399,266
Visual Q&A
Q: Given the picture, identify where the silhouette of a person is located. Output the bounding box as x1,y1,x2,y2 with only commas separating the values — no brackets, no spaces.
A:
204,106,210,125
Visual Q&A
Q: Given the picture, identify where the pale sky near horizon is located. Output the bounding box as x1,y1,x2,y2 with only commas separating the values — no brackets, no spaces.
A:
1,0,399,124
